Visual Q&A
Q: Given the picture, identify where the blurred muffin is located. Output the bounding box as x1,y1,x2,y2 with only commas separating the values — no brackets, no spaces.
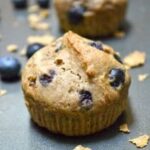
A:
54,0,127,36
22,31,131,136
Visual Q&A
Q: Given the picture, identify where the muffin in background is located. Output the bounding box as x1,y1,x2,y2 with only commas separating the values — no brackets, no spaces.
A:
54,0,128,36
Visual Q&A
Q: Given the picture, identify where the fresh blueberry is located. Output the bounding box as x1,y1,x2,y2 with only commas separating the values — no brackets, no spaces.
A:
114,54,123,64
79,90,93,109
12,0,28,9
26,43,44,59
109,69,125,88
68,5,86,24
0,56,21,81
90,41,103,50
39,70,56,87
37,0,50,8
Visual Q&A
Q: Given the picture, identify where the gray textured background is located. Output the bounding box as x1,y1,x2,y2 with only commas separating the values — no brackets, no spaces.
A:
0,0,150,150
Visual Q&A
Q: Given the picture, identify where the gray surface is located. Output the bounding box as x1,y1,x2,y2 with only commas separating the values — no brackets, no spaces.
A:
0,0,150,150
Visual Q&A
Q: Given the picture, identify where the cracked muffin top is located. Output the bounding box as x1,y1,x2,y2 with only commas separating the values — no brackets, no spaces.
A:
22,31,131,114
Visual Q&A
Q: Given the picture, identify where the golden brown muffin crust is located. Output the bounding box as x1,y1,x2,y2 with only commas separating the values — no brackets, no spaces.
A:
22,31,130,115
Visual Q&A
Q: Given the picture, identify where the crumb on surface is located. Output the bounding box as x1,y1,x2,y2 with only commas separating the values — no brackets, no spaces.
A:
138,73,149,81
30,22,50,30
73,145,92,150
27,5,39,13
19,48,27,56
119,123,130,133
27,34,55,45
129,134,150,148
6,44,18,52
28,14,42,24
123,51,146,68
0,89,7,96
114,31,125,38
28,13,50,31
39,9,49,18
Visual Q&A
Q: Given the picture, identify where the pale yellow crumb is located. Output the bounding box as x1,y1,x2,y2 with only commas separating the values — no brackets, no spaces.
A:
138,73,149,81
27,34,55,45
28,14,42,24
27,5,39,13
19,48,26,56
7,44,18,52
73,145,91,150
30,22,50,30
0,89,7,96
119,123,130,133
123,51,146,68
39,9,49,18
129,134,150,148
114,31,125,38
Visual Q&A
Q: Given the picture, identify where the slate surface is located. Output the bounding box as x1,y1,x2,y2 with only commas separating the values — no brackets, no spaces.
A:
0,0,150,150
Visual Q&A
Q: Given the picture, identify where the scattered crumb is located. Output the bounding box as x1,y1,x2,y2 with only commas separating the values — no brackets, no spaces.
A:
30,22,50,30
138,73,149,81
28,5,39,13
27,34,55,45
114,31,125,38
39,9,49,18
28,13,49,31
19,48,26,56
0,89,7,96
28,14,42,24
123,51,146,68
73,145,91,150
119,123,130,133
129,134,150,148
6,44,18,52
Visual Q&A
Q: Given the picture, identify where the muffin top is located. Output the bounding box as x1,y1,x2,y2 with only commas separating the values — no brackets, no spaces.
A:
55,0,127,11
22,31,131,115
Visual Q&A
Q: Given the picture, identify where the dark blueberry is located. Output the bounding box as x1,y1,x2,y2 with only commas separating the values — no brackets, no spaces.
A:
109,69,125,88
68,5,86,24
26,43,44,59
39,70,55,86
79,90,93,110
0,56,21,81
12,0,28,9
37,0,50,8
114,54,123,64
90,41,103,50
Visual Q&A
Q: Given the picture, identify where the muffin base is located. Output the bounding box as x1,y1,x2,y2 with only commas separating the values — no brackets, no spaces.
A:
25,95,126,136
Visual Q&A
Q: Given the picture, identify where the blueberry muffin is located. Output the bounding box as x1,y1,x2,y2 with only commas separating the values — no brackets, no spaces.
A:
54,0,127,36
22,31,131,136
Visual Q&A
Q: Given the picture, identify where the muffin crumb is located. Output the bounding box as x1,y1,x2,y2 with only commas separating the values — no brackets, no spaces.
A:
138,73,149,81
129,134,150,148
0,89,7,96
27,34,54,45
19,48,27,56
73,145,91,150
7,44,18,52
119,123,130,133
123,51,146,68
